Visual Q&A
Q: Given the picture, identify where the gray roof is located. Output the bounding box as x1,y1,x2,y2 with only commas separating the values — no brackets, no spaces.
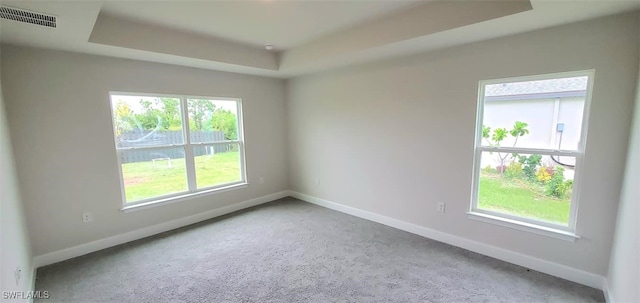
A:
485,76,588,97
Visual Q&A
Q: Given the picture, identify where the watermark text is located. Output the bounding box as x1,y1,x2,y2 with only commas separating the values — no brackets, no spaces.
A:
2,290,50,300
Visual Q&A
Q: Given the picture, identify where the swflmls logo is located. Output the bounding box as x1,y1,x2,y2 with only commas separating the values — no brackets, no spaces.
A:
2,290,50,299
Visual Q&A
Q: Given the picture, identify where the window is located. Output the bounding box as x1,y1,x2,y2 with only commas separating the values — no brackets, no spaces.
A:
470,71,593,235
109,93,246,206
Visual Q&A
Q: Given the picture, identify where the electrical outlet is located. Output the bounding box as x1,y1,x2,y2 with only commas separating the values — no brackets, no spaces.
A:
437,202,446,213
258,177,264,184
314,178,320,185
14,266,21,286
82,212,93,223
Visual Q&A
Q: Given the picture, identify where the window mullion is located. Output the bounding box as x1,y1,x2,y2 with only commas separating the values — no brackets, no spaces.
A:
238,141,247,183
477,146,581,157
181,97,197,191
116,145,183,152
189,140,241,145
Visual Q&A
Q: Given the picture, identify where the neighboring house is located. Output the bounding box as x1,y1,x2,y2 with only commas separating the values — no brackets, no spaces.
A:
481,77,588,178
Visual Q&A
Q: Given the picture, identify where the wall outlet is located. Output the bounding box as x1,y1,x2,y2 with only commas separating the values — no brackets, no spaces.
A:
14,266,21,286
258,177,264,184
437,202,446,213
314,178,320,185
82,212,93,223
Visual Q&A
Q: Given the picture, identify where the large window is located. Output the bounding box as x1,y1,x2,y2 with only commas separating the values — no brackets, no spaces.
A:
109,93,246,206
470,71,593,235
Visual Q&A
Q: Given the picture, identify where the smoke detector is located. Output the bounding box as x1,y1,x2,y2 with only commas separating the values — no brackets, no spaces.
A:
264,44,274,51
0,6,56,28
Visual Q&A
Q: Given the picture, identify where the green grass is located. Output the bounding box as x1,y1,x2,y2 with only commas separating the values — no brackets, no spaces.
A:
121,151,240,202
478,172,570,224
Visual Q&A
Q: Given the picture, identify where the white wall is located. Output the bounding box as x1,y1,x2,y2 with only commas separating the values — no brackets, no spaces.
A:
1,46,289,257
0,47,34,301
606,62,640,302
287,11,639,277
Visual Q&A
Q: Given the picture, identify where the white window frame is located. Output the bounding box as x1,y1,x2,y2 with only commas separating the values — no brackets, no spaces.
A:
108,92,247,210
468,70,595,240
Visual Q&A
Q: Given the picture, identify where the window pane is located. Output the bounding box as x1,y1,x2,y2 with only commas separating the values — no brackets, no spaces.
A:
187,99,238,143
194,143,242,189
481,76,586,151
111,95,184,148
477,151,575,225
120,147,188,202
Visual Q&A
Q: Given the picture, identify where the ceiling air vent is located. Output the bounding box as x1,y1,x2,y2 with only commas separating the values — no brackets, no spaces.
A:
0,6,56,28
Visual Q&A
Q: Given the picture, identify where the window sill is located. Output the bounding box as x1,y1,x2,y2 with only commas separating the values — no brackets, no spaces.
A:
467,211,579,242
121,183,248,213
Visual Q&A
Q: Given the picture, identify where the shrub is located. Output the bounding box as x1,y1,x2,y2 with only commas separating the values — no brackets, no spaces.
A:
556,180,573,198
504,162,523,179
482,165,494,173
535,167,552,183
546,166,572,198
518,154,542,181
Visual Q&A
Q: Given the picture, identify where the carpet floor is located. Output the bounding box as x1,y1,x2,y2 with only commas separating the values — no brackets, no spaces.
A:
35,197,604,303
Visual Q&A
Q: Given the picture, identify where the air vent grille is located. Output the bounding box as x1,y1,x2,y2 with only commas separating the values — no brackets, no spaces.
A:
0,6,56,28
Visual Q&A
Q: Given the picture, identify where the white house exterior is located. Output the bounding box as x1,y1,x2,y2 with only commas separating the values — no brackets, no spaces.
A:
480,76,588,179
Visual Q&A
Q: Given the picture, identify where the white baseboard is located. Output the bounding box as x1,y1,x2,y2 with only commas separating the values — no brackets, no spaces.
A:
289,191,606,290
33,191,289,268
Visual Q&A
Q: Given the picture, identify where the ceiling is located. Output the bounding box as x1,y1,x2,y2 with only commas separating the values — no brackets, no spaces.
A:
0,0,638,78
100,0,422,51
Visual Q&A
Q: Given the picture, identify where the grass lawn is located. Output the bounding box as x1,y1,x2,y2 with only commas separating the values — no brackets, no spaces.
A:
478,172,570,224
121,151,241,202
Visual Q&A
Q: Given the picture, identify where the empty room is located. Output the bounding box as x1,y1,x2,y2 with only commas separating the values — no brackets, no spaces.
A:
1,0,638,302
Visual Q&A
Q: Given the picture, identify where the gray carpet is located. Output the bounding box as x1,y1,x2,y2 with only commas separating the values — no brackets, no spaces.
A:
35,198,604,303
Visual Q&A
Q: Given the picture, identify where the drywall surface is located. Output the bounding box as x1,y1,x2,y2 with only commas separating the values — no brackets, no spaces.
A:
89,13,278,71
0,47,34,300
606,62,640,302
280,0,532,70
2,46,288,256
287,12,639,276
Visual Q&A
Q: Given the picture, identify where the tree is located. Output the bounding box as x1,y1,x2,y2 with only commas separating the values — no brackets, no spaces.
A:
188,99,215,131
135,98,182,130
158,98,182,130
210,109,238,140
113,101,135,136
510,121,529,146
482,121,530,174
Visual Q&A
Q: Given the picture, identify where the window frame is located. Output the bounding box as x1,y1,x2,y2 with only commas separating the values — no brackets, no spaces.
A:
469,70,595,236
108,91,247,209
